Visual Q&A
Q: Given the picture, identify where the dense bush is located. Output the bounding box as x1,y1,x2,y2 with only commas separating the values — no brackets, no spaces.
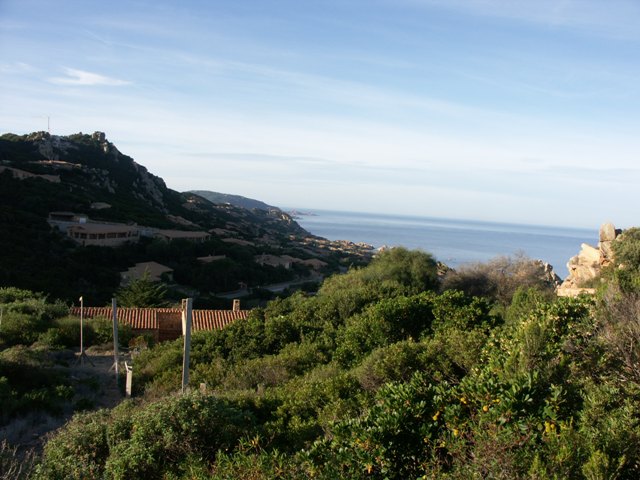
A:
611,227,640,293
307,371,446,479
34,409,112,480
35,392,256,479
37,316,133,350
30,248,640,478
0,288,68,346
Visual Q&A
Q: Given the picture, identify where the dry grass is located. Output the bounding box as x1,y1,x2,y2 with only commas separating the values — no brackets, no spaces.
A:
0,439,36,480
598,287,640,384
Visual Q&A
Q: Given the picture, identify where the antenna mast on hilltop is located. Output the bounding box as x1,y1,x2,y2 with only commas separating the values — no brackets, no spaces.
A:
47,116,50,134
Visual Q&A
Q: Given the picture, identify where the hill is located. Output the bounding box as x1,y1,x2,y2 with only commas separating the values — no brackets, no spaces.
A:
14,233,640,479
0,131,373,305
189,190,274,211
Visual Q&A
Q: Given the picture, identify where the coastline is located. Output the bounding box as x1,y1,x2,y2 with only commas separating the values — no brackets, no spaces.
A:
292,209,596,279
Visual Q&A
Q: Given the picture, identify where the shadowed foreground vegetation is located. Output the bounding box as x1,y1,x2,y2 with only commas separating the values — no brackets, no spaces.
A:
3,244,640,479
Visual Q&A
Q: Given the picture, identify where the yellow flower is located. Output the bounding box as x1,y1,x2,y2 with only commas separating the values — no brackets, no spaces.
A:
482,405,489,412
453,428,459,437
459,396,468,405
544,421,556,434
432,411,440,421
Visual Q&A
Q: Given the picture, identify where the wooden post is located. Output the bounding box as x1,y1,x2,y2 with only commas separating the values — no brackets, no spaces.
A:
112,298,120,383
181,298,193,394
125,362,133,397
79,296,84,365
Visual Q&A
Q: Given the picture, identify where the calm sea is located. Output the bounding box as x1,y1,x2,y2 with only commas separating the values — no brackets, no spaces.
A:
294,209,597,279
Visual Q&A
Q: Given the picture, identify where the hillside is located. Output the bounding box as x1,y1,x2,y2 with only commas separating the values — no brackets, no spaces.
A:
5,233,640,478
0,131,372,305
189,190,274,211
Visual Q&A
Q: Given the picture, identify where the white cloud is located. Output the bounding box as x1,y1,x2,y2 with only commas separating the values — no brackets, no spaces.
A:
48,68,130,86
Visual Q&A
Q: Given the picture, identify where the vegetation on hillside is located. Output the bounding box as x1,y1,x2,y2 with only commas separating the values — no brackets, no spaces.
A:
0,133,369,305
13,239,639,479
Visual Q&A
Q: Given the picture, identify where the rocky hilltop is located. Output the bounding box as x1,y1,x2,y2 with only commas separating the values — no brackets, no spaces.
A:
557,222,621,296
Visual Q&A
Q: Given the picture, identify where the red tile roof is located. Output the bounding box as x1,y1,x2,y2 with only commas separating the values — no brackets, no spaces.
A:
191,310,249,331
69,306,249,332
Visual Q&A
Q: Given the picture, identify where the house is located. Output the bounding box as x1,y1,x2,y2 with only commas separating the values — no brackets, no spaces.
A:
67,223,139,247
69,300,249,342
300,258,328,270
120,261,174,284
154,229,211,243
254,254,299,269
47,211,89,231
90,202,111,210
197,255,227,264
221,238,255,246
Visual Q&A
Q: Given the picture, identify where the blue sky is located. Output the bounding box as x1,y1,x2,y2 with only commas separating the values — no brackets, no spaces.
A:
1,0,639,228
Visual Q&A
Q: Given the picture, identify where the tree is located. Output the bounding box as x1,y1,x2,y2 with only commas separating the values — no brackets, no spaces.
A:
114,272,168,307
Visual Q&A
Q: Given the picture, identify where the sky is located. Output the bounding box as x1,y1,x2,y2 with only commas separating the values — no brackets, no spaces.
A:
1,0,639,229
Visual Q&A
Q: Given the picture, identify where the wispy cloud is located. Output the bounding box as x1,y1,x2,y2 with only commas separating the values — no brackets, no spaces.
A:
187,152,334,167
399,0,640,39
0,62,36,74
48,68,130,86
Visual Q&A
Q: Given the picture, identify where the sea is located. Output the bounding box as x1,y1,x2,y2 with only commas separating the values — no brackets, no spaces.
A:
293,209,597,279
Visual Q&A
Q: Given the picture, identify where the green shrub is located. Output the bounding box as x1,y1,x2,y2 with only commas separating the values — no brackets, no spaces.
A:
578,380,640,478
430,289,495,332
90,316,134,346
307,371,444,479
0,289,68,346
36,393,256,479
104,393,255,479
505,286,552,325
353,340,428,391
0,346,73,422
34,410,112,480
265,364,363,450
134,338,183,396
0,286,44,303
210,446,304,479
611,228,640,293
333,292,437,367
219,341,327,391
37,327,68,350
0,312,41,345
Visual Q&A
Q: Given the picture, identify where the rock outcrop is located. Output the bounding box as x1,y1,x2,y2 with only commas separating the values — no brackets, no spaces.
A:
557,222,620,296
